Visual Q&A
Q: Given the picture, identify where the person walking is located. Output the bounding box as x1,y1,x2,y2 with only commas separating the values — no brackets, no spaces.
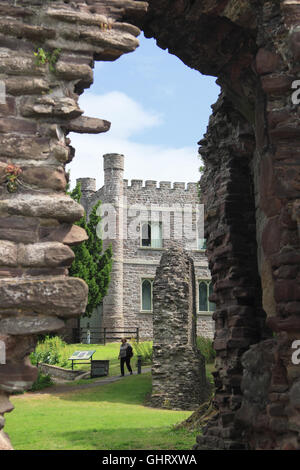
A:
118,338,133,377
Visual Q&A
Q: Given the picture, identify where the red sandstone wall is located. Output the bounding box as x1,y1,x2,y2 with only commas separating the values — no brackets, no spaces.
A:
141,0,300,450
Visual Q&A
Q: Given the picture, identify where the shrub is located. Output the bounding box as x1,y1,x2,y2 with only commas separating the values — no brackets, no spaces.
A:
196,336,216,364
131,339,153,364
29,372,53,392
30,336,69,368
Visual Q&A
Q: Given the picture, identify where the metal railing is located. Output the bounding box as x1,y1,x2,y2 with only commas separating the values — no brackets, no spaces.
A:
72,327,140,345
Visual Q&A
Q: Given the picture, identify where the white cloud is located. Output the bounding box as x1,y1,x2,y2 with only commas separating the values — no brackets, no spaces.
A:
67,91,201,189
78,91,163,139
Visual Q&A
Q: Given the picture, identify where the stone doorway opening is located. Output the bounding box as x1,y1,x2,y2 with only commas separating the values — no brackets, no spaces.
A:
0,0,300,451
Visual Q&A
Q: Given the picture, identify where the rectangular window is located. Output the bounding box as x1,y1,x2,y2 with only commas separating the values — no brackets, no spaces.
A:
141,279,153,312
197,238,207,251
141,222,163,249
198,280,216,313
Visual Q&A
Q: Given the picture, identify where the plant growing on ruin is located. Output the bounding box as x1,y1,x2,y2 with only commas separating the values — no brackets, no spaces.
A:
196,336,216,364
34,47,61,73
2,163,46,193
68,182,113,317
5,164,22,193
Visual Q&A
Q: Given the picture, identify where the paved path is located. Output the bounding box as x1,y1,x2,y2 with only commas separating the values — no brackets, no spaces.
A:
23,367,152,397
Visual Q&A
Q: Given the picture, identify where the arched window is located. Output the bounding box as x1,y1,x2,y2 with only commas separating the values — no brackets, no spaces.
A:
198,280,216,312
141,279,153,312
199,281,208,311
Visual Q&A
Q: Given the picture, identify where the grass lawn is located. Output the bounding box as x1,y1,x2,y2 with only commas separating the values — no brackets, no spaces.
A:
35,341,150,378
5,373,200,451
33,340,215,384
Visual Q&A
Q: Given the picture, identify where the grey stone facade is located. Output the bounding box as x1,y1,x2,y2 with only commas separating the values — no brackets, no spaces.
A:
79,153,215,340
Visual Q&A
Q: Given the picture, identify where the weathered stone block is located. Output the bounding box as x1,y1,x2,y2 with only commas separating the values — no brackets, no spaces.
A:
0,362,38,394
0,194,84,223
4,77,49,96
40,223,88,245
65,116,111,134
0,277,88,317
261,75,293,94
21,96,83,119
0,97,16,116
19,242,74,267
0,241,17,267
0,430,13,451
255,48,280,75
0,316,65,335
0,118,37,134
0,216,39,243
21,166,67,191
0,135,50,160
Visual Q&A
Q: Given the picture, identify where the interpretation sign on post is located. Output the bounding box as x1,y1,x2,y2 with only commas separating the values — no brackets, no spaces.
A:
68,350,96,370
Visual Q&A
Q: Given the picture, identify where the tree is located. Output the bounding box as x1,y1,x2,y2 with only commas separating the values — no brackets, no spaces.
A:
68,182,113,317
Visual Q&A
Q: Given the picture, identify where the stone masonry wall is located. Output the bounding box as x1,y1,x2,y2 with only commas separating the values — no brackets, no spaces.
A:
79,154,213,340
140,0,300,450
150,245,211,410
0,0,147,449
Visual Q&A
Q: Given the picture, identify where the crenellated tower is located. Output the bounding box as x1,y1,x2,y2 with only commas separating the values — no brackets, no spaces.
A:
101,154,125,331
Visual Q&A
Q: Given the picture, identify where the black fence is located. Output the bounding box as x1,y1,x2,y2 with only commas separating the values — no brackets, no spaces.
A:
72,327,140,345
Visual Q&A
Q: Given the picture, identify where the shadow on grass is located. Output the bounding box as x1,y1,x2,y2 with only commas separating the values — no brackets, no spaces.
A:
50,373,154,406
53,426,198,451
45,373,213,412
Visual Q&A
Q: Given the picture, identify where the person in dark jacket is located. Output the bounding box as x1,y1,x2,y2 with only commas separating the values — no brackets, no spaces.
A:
118,338,133,377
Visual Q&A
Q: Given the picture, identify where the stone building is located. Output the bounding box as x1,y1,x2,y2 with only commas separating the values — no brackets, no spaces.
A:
77,153,215,340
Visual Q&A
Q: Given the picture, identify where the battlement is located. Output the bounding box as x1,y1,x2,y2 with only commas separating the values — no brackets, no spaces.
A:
77,177,97,192
123,179,198,192
77,154,199,200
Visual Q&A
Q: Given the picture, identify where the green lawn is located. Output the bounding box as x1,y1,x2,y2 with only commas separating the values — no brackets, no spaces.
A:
5,373,199,450
67,342,129,377
34,341,150,378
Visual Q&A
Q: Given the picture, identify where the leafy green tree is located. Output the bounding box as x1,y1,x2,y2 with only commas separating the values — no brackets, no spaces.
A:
68,182,113,316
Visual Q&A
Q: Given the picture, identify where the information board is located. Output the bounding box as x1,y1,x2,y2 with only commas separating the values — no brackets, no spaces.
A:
68,350,96,360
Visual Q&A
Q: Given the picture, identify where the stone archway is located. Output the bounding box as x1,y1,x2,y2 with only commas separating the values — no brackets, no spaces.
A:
138,0,300,450
0,0,300,451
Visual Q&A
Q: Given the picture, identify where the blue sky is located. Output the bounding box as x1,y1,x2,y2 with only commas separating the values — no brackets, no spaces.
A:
67,33,220,189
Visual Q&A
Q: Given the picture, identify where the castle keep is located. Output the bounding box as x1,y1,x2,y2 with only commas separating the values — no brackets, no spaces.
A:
78,153,215,340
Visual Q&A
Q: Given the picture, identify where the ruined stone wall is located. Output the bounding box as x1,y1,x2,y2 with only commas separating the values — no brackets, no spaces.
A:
140,0,300,450
0,0,300,451
150,245,210,410
0,0,147,449
196,94,269,450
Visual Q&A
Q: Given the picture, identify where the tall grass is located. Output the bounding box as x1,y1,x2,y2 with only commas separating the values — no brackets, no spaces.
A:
131,338,153,364
196,336,216,364
30,336,70,368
